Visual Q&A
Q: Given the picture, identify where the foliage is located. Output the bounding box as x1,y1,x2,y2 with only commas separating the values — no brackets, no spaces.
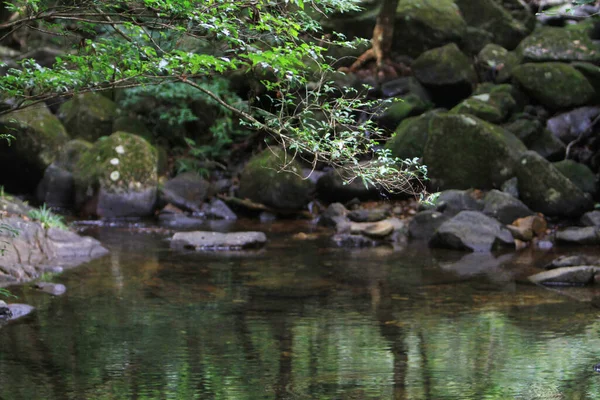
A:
28,204,68,230
0,287,16,299
0,0,427,195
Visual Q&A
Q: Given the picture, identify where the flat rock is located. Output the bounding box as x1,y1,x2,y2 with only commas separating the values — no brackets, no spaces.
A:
332,234,380,248
7,304,35,320
350,220,395,238
545,255,598,270
171,231,267,250
34,282,66,296
555,226,600,245
348,208,389,223
581,210,600,227
408,210,450,241
529,266,600,286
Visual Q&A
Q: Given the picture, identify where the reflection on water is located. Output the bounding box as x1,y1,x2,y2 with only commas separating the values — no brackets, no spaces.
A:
1,222,600,399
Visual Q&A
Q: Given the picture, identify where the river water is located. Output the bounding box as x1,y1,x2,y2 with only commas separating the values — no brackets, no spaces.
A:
1,220,600,399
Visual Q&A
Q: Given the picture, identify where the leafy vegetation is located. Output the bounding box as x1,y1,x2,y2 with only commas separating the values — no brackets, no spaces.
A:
28,204,68,230
0,0,428,194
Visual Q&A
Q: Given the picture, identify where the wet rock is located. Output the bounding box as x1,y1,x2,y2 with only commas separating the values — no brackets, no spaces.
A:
318,203,348,228
512,63,595,110
408,210,449,241
412,43,478,107
482,189,534,224
555,227,600,245
553,160,597,196
34,282,66,296
545,255,597,270
6,304,34,320
171,231,267,250
350,220,395,238
477,44,520,83
0,300,11,320
517,27,600,64
238,147,314,210
581,210,600,227
434,189,485,216
159,172,211,213
501,177,520,198
430,210,514,252
348,208,388,223
332,234,380,248
74,132,158,218
529,266,600,286
205,198,237,220
424,114,526,190
546,107,600,144
515,151,594,217
157,213,206,229
58,93,118,142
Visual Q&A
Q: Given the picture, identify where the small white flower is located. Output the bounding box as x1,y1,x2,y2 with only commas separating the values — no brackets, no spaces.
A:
115,145,125,154
110,171,120,181
110,158,119,165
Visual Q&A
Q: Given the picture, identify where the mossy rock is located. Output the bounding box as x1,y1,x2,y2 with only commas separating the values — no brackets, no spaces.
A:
113,116,153,141
424,113,527,190
74,132,158,218
512,63,595,110
385,110,440,161
526,129,565,160
517,27,600,64
502,118,542,143
449,91,516,123
455,0,531,49
55,139,93,171
58,93,118,142
377,93,434,131
553,159,597,196
462,26,494,56
392,0,467,58
516,151,593,217
477,44,521,83
238,148,314,210
572,62,600,103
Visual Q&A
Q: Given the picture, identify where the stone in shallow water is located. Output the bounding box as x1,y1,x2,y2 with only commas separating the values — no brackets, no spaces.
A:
6,304,35,320
35,282,67,296
171,231,267,250
555,227,600,245
529,266,600,286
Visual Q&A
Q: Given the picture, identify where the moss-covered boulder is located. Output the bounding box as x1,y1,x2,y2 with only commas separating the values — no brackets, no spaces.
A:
74,132,158,218
515,151,593,217
512,63,595,110
449,91,516,123
36,139,93,208
58,93,118,142
377,93,434,131
0,104,69,193
424,113,527,190
455,0,531,49
238,148,314,210
526,129,565,161
385,110,440,161
412,43,478,107
113,116,153,141
517,27,600,64
477,44,520,83
572,62,600,103
553,159,597,197
392,0,467,58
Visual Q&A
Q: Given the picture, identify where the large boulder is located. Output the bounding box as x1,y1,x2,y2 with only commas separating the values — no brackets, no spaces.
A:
0,104,69,193
482,189,534,224
74,132,158,218
515,151,593,217
449,91,516,123
385,110,439,161
552,159,597,197
477,44,520,83
512,63,595,110
159,172,211,213
517,27,600,64
36,139,92,208
424,113,526,190
412,43,478,107
455,0,531,49
58,93,118,142
238,148,314,210
430,210,514,252
546,106,600,145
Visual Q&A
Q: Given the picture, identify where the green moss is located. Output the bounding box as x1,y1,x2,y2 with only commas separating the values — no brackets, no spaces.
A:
517,27,600,63
385,111,439,160
58,93,118,141
512,62,595,110
75,131,157,194
553,160,597,195
55,139,93,171
412,43,477,86
477,44,521,83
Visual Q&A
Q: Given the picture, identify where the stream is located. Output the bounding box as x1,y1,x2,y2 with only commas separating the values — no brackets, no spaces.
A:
1,220,600,399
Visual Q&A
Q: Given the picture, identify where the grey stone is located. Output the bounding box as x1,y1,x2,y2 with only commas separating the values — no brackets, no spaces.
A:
171,231,267,250
206,199,237,220
529,266,600,286
7,304,35,320
319,203,348,228
348,208,388,223
408,210,450,241
482,189,534,224
35,282,66,296
435,189,484,216
501,177,519,198
581,210,600,227
332,234,380,248
546,107,600,144
545,255,598,270
160,172,211,212
555,226,600,245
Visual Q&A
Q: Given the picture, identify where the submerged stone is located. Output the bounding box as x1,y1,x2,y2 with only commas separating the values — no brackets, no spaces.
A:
171,231,267,250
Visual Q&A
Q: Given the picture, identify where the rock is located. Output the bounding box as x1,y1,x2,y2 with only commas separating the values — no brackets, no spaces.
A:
377,78,434,130
581,210,600,227
6,304,34,320
332,234,380,248
0,104,70,193
392,0,467,58
555,227,600,245
0,300,11,320
408,210,449,240
348,208,388,223
503,118,543,144
572,62,600,102
526,128,566,160
238,147,313,210
316,168,381,203
501,177,520,198
157,213,206,229
455,0,531,49
545,255,597,270
205,198,237,220
350,220,395,238
318,202,348,228
159,172,211,213
34,282,66,296
529,266,600,286
462,26,495,56
515,151,593,217
477,44,520,83
171,231,267,250
430,210,515,252
74,131,158,218
512,63,595,110
553,160,597,196
482,189,534,224
424,113,526,190
449,91,516,123
58,93,118,142
45,226,109,259
517,27,600,64
385,110,439,161
546,106,600,144
434,189,484,216
412,43,478,107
